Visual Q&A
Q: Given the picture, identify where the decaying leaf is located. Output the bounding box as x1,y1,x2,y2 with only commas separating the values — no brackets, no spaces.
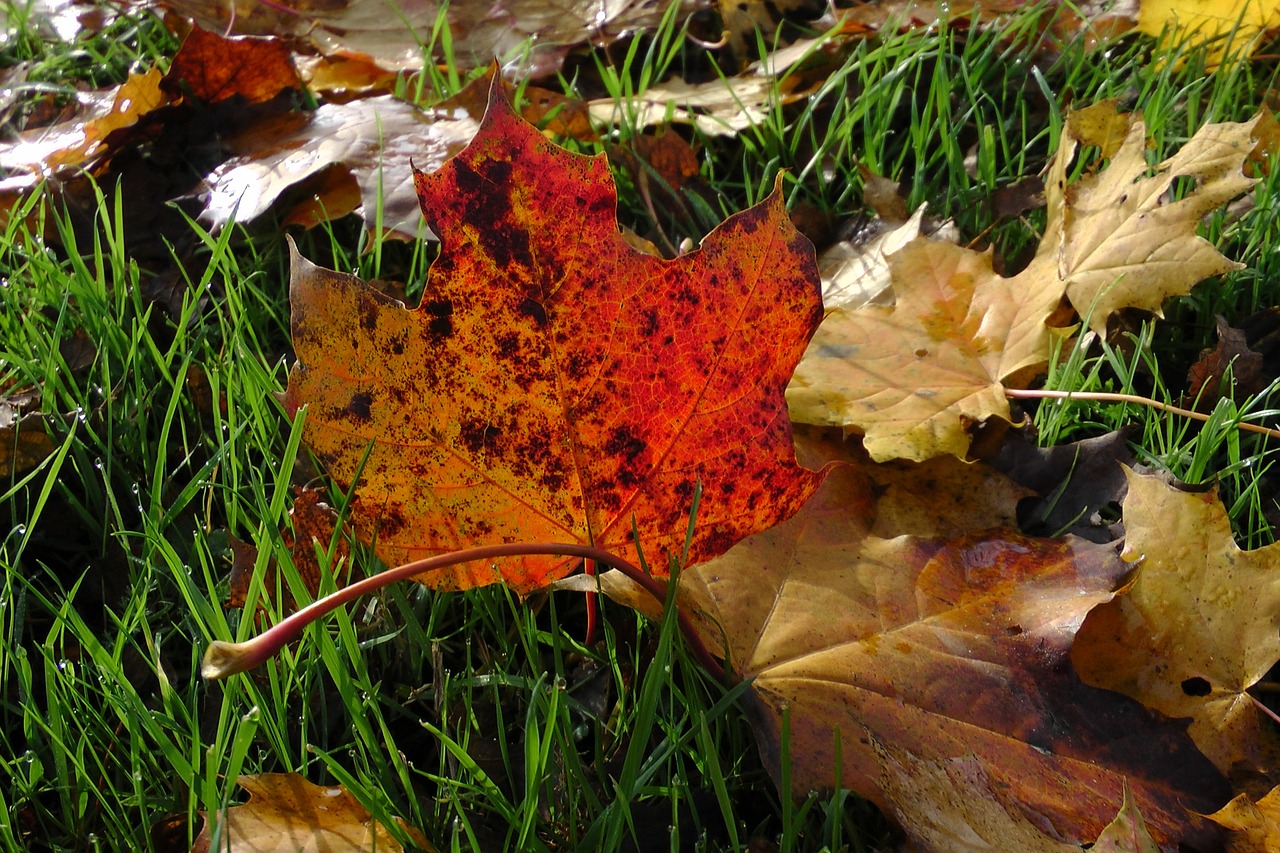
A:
1186,315,1267,409
160,0,702,78
283,77,825,592
678,467,1228,849
789,105,1260,462
989,428,1136,542
204,95,478,239
190,773,433,853
1072,469,1280,780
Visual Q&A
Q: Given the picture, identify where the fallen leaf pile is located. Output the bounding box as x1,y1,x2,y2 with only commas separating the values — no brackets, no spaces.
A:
2,0,1246,292
263,78,1280,851
11,0,1280,850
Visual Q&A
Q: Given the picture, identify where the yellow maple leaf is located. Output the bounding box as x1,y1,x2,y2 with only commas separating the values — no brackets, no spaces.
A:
1139,0,1280,63
1061,118,1255,332
789,108,1259,462
1071,468,1280,777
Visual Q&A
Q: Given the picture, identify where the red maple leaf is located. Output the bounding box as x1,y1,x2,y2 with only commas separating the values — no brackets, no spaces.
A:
282,78,825,592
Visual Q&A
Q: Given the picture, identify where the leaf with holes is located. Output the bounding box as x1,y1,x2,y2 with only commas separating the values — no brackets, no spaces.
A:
1072,469,1280,779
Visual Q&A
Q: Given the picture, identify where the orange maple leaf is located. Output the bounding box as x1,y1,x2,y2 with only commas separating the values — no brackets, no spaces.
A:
282,78,826,592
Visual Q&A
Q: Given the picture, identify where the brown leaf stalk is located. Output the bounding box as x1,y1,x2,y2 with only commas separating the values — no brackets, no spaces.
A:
1006,388,1280,441
201,543,723,680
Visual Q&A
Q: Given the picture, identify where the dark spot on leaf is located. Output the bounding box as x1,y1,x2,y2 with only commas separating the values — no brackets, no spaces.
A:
495,331,521,360
459,420,500,456
360,302,379,330
674,480,695,502
640,307,660,337
1181,677,1211,697
519,297,548,327
423,299,454,339
604,425,647,464
345,391,373,421
377,507,407,538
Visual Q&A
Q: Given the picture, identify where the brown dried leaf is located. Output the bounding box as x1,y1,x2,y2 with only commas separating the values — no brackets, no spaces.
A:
226,491,348,611
1186,316,1266,410
163,25,301,105
204,96,478,239
190,773,433,853
160,0,702,78
681,468,1228,849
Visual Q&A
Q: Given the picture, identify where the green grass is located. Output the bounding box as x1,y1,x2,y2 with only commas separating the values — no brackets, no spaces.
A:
4,0,1280,850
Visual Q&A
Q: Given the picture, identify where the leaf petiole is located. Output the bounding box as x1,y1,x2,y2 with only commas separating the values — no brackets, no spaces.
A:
201,542,724,680
1005,388,1280,441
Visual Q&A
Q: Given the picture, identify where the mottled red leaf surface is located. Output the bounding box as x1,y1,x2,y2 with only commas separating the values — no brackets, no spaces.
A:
163,24,301,105
283,78,825,592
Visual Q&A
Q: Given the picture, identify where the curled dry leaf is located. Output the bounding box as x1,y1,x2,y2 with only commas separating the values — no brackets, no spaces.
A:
1072,468,1280,780
789,106,1260,462
283,77,825,592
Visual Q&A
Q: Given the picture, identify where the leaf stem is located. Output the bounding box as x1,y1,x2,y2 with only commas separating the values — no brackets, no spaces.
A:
201,543,725,681
1005,388,1280,441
